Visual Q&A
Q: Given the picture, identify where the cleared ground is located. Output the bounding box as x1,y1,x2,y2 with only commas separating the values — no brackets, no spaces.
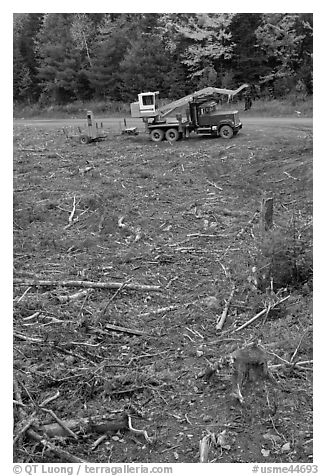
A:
13,117,313,464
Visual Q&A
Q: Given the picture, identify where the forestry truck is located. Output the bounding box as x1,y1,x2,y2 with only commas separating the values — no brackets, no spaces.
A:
130,84,248,142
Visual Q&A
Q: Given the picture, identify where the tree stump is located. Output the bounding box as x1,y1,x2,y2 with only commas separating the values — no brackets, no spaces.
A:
260,196,274,231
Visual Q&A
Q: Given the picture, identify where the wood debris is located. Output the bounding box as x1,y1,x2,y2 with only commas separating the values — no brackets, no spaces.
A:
14,278,161,292
216,284,236,331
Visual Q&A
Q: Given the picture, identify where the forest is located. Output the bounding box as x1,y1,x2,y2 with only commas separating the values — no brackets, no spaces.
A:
13,13,313,106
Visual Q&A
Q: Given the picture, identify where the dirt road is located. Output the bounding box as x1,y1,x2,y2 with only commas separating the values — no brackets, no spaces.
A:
13,116,313,133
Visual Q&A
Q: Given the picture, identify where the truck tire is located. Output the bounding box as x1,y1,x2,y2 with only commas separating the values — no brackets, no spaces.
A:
219,125,234,139
80,134,90,144
165,128,180,142
150,129,165,142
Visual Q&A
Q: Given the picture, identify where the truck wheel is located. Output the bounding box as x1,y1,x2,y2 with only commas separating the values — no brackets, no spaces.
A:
150,129,165,142
165,128,180,142
80,134,90,144
219,125,234,139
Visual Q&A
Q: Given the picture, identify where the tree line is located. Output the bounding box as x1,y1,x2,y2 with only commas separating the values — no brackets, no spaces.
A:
13,13,313,105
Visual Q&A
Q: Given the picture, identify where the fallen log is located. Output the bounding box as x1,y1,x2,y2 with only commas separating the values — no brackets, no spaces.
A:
41,412,153,443
13,278,161,292
41,412,129,438
105,323,146,336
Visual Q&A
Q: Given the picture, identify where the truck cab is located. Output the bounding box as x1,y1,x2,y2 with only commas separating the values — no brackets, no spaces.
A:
130,92,159,118
189,99,242,138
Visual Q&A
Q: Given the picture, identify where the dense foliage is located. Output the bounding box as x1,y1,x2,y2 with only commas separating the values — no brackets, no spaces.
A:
13,13,313,105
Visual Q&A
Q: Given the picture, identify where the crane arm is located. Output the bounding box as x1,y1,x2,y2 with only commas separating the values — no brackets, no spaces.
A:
158,84,249,118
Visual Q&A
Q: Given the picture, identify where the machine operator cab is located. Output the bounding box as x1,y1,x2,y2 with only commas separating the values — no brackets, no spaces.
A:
130,91,159,118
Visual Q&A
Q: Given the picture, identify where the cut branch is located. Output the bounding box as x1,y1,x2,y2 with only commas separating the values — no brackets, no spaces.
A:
139,296,221,318
104,324,146,336
13,412,37,445
13,379,87,462
284,171,298,181
206,180,223,191
290,330,309,363
232,309,267,333
91,434,107,450
232,295,290,333
99,278,132,317
216,284,235,331
39,407,78,439
15,286,32,303
57,289,93,303
27,428,87,463
14,332,43,343
68,195,76,224
270,359,313,371
127,415,153,443
13,278,161,292
139,304,181,317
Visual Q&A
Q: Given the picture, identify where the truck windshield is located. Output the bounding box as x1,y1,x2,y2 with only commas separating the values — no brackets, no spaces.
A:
142,95,154,106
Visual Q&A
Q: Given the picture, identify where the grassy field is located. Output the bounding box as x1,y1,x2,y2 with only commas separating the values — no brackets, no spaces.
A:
13,121,313,464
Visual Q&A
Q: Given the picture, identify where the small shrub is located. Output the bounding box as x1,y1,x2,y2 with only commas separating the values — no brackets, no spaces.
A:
254,212,312,291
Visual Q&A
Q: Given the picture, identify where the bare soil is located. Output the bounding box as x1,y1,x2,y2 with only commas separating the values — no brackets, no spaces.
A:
13,118,313,464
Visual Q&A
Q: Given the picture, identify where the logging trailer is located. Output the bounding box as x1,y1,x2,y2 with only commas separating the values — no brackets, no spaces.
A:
130,84,248,142
79,111,107,144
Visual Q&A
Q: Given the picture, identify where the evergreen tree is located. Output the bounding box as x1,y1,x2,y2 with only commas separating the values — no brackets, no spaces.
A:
87,14,136,100
36,13,82,103
229,13,266,86
13,13,44,102
13,41,26,101
120,32,173,100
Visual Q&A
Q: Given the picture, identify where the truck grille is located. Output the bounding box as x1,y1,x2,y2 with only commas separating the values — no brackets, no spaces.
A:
234,112,240,126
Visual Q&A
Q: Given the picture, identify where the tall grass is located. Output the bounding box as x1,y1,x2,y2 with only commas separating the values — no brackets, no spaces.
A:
14,96,313,119
242,97,313,117
14,100,131,119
